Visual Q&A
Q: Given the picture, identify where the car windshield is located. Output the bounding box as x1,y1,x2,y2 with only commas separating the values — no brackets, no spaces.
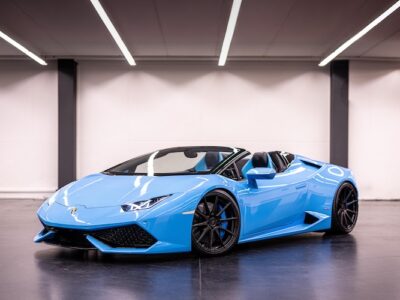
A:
104,146,239,176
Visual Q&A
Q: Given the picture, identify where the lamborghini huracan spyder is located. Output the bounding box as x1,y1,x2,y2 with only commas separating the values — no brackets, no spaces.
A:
35,146,359,255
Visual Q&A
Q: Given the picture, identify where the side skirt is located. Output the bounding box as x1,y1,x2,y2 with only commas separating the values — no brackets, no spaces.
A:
238,211,331,244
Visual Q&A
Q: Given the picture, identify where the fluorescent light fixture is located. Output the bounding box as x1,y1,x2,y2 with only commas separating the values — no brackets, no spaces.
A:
319,0,400,67
0,30,47,65
90,0,136,66
218,0,242,66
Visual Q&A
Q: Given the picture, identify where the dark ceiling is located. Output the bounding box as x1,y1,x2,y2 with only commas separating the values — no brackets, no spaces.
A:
0,0,399,61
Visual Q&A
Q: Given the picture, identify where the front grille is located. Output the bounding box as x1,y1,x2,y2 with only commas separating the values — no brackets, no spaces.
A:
43,224,157,249
44,227,95,249
91,225,157,248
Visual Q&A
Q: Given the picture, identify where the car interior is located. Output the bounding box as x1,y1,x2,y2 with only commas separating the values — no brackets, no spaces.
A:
190,150,295,180
194,152,224,171
221,151,295,181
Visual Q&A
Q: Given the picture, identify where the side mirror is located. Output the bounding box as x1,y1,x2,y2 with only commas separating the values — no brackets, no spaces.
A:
247,167,276,189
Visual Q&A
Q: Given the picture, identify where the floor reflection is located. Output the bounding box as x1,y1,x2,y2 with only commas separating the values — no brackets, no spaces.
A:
1,200,397,299
34,233,357,300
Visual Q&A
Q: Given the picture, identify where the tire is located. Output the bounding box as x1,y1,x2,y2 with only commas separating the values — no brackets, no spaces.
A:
191,189,240,256
328,182,359,234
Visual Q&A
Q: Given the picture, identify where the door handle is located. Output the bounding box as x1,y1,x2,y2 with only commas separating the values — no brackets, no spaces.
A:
295,183,307,190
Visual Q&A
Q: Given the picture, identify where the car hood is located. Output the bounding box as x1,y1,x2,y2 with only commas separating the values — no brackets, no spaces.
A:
53,173,211,208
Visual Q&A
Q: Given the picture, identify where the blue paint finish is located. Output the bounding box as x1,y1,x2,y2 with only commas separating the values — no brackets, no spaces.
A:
241,159,253,177
247,167,276,188
35,152,357,254
33,229,55,243
241,153,274,178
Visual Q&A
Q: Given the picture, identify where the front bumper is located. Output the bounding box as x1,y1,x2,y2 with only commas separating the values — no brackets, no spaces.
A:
35,223,157,248
34,222,191,254
35,199,196,254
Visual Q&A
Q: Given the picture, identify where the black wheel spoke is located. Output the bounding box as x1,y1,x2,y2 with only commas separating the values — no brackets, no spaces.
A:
216,202,231,217
217,227,234,236
193,221,208,227
219,217,238,222
344,212,353,225
212,196,219,214
343,190,353,204
209,229,214,248
215,229,225,247
196,227,210,243
203,199,211,215
195,211,207,220
340,210,347,227
347,209,356,214
346,199,358,207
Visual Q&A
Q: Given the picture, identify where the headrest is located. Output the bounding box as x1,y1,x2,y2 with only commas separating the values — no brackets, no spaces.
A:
205,152,220,169
252,152,269,168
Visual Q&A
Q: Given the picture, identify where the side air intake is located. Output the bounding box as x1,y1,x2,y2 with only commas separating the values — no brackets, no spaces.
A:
301,159,322,169
304,212,319,224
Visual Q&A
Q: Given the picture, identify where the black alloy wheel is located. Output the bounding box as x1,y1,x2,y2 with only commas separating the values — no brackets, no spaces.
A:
191,190,240,255
330,182,359,234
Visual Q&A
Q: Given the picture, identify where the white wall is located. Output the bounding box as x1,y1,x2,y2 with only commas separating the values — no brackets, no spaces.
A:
77,61,330,178
2,60,399,200
0,61,58,198
349,61,400,200
0,60,330,199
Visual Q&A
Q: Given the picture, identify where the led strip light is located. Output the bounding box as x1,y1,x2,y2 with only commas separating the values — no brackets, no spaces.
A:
90,0,136,66
0,30,47,65
319,0,400,66
218,0,242,66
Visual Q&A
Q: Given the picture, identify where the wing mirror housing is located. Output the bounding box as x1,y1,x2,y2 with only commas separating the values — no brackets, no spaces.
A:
247,167,276,189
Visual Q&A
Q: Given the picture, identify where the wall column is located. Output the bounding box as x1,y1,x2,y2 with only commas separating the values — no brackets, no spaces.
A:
330,60,349,167
58,59,77,188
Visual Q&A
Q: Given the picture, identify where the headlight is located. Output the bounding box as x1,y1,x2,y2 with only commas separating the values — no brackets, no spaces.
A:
121,194,172,212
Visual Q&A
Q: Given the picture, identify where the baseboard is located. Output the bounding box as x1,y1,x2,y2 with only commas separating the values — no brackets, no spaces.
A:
0,189,55,200
360,198,400,201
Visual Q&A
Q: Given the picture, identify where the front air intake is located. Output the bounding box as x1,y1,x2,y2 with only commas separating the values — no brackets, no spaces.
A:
90,225,157,248
43,224,157,249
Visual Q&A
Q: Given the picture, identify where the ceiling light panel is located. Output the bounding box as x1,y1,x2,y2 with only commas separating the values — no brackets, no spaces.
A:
319,0,400,66
0,30,47,65
90,0,136,66
218,0,242,66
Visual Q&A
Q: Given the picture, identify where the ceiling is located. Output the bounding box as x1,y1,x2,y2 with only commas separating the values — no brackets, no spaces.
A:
0,0,399,62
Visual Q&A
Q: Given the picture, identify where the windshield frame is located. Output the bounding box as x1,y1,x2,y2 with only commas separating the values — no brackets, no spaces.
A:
103,146,247,176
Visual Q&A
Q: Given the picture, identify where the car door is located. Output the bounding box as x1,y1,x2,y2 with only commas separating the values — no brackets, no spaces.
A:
239,156,309,238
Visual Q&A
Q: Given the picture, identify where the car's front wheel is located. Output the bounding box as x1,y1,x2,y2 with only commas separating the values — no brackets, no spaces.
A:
191,189,240,256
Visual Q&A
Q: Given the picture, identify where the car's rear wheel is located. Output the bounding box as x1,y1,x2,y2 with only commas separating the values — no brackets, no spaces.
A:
191,190,240,256
329,182,359,234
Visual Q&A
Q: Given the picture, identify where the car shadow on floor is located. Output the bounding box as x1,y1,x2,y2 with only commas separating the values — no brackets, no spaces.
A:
33,233,358,299
34,232,357,264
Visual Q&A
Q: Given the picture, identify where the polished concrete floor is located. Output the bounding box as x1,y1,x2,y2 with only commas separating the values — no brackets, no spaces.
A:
0,200,399,300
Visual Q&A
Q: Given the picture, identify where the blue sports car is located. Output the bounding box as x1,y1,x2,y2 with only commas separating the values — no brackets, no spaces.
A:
35,146,359,256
